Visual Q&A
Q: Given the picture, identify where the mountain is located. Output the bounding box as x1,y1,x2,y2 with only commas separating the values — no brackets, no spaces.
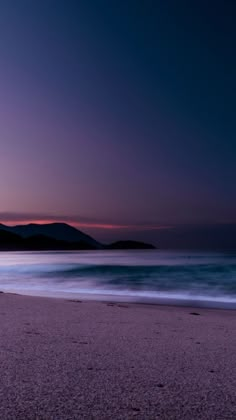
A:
0,223,101,249
0,230,23,250
0,230,99,251
0,222,234,251
23,235,97,251
0,223,156,251
107,240,156,250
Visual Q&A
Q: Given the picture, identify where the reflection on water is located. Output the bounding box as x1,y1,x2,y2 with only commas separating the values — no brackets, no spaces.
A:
0,250,236,308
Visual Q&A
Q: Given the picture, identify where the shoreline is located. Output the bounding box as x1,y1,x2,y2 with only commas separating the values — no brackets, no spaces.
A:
2,249,236,312
1,289,236,310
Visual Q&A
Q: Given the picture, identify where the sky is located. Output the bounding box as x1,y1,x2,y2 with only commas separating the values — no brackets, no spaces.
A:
0,0,235,243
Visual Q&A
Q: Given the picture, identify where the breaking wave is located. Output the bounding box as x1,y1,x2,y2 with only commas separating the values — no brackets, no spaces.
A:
0,250,236,308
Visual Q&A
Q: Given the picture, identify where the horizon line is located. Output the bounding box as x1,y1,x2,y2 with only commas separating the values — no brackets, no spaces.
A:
0,219,172,231
0,213,235,231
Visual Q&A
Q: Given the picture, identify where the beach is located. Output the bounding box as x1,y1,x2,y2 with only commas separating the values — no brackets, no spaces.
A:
0,293,235,419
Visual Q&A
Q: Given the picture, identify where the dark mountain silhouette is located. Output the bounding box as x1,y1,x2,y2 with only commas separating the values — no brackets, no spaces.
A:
0,230,98,251
0,223,101,249
0,230,23,250
0,222,234,251
23,234,66,250
0,223,155,251
23,235,97,251
107,240,156,250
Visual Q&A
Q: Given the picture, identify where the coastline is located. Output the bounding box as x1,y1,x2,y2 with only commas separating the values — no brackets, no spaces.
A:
2,288,236,310
0,292,235,419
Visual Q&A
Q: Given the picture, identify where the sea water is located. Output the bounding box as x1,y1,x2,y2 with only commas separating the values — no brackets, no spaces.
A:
0,250,236,308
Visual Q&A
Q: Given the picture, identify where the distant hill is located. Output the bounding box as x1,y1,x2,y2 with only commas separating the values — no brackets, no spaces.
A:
1,222,234,251
0,230,23,250
0,223,101,249
0,229,99,251
23,235,97,251
0,223,156,251
107,240,156,250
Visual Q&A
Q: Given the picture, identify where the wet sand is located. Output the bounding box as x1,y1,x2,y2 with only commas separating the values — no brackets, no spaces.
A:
0,293,235,419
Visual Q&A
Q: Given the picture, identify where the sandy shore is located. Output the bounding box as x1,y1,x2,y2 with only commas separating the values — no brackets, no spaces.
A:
0,293,235,419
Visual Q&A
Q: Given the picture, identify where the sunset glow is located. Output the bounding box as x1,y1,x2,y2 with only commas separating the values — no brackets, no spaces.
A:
1,218,172,231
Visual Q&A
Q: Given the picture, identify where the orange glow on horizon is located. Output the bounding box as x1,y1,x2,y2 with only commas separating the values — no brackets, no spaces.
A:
1,219,172,231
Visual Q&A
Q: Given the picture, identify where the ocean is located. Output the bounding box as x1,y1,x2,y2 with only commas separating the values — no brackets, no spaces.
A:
0,250,236,308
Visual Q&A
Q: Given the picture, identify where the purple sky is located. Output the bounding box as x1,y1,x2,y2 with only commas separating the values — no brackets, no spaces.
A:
1,1,235,243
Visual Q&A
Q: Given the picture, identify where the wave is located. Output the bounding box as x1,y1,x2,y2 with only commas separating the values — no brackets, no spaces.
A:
0,251,236,308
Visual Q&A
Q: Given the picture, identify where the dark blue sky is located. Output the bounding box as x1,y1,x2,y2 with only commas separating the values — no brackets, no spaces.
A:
0,0,235,241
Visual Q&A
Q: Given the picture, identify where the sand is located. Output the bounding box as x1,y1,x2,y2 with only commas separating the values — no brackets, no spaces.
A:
0,293,235,419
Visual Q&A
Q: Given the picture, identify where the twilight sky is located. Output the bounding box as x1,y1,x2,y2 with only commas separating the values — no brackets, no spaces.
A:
0,0,235,242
